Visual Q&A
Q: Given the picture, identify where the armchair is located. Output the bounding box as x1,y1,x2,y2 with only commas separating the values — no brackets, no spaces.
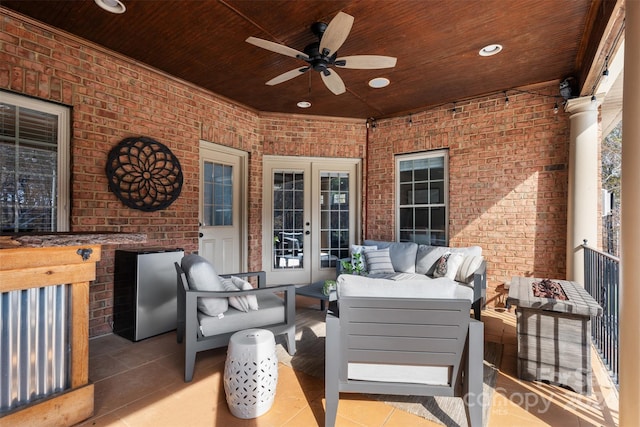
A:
175,256,296,382
325,280,484,427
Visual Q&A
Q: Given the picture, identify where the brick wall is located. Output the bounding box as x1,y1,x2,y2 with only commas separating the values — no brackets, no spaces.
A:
1,13,365,336
366,88,571,304
2,11,573,333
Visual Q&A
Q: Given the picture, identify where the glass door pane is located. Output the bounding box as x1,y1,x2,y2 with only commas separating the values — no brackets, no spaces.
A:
272,170,304,269
203,161,233,226
319,172,350,268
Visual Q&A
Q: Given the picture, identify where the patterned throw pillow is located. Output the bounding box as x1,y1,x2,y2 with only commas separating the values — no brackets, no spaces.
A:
364,247,395,274
433,252,465,280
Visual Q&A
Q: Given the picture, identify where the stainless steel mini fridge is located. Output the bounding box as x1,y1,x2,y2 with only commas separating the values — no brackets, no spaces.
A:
113,248,184,341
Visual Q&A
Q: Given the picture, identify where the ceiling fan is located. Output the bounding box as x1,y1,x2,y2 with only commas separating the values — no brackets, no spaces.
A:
246,11,397,95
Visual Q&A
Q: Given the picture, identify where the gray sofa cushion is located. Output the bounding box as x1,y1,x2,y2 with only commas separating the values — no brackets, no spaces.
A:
364,240,418,273
181,254,228,316
453,282,474,301
415,245,449,275
337,274,457,299
416,245,483,276
198,293,284,337
449,245,483,258
455,255,484,284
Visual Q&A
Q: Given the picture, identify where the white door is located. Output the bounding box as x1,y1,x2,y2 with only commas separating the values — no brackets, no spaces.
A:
199,142,247,274
263,156,361,284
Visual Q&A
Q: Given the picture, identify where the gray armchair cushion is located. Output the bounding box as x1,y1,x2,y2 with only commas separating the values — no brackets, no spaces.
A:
197,293,285,337
181,254,228,316
364,240,418,273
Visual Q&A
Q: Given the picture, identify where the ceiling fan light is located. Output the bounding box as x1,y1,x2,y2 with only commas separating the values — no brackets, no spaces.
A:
369,77,390,88
297,101,312,108
95,0,126,14
479,44,503,56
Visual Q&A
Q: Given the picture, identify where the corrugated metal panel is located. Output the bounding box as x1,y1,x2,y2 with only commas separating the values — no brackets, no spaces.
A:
0,284,70,412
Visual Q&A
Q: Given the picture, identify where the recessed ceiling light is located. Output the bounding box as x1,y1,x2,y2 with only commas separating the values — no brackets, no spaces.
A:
369,77,391,89
95,0,126,14
369,77,390,88
297,101,311,108
479,44,503,57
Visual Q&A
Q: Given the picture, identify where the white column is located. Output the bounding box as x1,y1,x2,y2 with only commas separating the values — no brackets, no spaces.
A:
565,96,600,284
620,0,640,423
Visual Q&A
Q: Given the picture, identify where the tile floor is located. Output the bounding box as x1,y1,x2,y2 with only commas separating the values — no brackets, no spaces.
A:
77,296,619,427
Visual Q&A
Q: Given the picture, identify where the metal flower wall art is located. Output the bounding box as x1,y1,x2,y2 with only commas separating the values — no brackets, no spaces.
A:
106,136,183,211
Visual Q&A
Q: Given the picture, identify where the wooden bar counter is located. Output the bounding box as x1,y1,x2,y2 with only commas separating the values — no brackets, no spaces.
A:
0,233,145,426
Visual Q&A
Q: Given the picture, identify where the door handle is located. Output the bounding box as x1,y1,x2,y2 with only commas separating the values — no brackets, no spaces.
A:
199,232,204,238
305,231,310,235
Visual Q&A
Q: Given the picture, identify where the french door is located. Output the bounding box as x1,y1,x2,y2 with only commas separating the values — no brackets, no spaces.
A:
263,156,361,284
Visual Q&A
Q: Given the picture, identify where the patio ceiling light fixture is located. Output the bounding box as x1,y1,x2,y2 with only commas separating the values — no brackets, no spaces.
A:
297,101,311,108
368,77,390,88
479,44,503,57
95,0,126,14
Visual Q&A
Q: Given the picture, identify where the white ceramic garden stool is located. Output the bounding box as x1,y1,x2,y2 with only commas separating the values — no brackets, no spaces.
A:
223,328,278,419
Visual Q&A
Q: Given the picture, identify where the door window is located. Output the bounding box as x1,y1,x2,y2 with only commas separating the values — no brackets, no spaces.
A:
203,161,233,226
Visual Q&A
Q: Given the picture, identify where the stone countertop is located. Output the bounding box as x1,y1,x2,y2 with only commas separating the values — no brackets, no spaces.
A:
0,232,147,249
507,276,603,317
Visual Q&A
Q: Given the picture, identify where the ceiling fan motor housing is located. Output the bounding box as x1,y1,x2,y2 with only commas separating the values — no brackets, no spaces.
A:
302,41,337,73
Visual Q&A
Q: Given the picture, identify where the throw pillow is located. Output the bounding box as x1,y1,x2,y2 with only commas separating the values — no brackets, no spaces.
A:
231,276,259,311
432,252,465,280
415,245,449,275
181,254,228,316
455,255,484,284
350,244,377,272
222,278,256,313
364,247,395,274
221,278,249,312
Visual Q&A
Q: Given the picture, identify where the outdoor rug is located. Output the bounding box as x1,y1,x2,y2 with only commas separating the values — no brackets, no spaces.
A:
275,307,502,427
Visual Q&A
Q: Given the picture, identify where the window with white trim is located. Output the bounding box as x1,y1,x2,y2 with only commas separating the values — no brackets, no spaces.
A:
396,150,448,245
0,92,70,232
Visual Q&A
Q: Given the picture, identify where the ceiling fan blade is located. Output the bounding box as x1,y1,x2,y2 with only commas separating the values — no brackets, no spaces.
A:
246,36,309,60
335,55,397,69
265,67,309,86
319,12,354,56
321,69,346,95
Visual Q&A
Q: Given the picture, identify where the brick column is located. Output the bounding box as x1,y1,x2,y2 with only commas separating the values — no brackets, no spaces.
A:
620,0,640,423
564,96,600,284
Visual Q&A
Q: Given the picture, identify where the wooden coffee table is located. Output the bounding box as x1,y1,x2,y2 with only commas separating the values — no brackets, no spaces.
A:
295,281,337,310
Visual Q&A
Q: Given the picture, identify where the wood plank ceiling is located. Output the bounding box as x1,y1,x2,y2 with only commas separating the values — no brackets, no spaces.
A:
1,0,615,119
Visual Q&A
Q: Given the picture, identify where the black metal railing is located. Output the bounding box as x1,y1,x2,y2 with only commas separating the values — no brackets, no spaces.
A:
582,241,619,387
